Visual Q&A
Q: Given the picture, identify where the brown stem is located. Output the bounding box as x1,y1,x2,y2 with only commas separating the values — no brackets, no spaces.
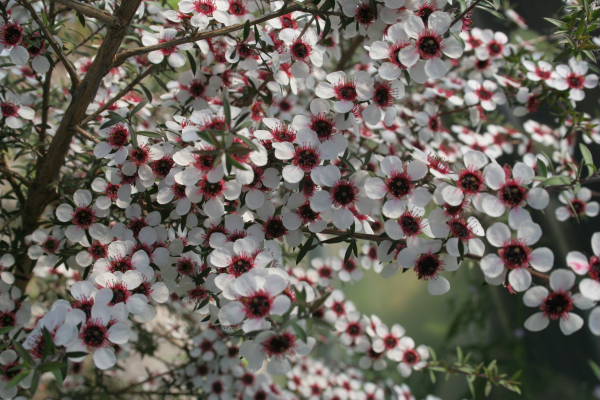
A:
16,0,143,291
335,36,364,71
52,0,116,25
80,65,157,125
111,3,305,67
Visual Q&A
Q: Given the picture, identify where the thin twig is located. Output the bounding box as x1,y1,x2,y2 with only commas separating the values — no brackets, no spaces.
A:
52,0,116,25
75,125,99,143
64,25,105,57
335,36,363,70
112,3,307,67
19,0,80,87
81,65,157,125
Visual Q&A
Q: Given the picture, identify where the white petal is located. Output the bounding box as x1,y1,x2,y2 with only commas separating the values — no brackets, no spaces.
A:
524,312,549,332
523,286,548,307
508,268,531,292
428,276,450,295
559,313,583,335
529,248,554,272
94,347,116,370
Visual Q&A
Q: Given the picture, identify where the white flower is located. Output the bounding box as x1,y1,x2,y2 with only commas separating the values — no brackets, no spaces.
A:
567,233,600,301
364,156,430,218
523,269,584,335
481,221,553,292
549,58,598,101
218,268,290,332
397,336,428,377
399,11,463,80
555,188,599,221
464,79,506,111
66,304,130,370
0,22,29,65
55,190,109,244
240,329,314,374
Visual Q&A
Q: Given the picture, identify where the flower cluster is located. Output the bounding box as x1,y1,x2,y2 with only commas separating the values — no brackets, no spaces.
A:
1,0,600,398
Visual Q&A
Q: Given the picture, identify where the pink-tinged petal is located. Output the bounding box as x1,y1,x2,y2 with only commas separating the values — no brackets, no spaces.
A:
566,251,589,274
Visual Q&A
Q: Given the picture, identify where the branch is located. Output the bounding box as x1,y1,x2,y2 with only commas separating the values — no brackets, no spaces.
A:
335,36,364,70
309,228,550,280
81,65,157,125
52,0,116,25
19,0,80,87
75,125,99,143
111,3,305,67
16,0,143,291
0,159,26,205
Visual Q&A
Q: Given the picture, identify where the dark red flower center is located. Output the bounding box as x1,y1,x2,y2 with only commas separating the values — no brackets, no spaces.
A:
332,181,357,206
541,291,573,320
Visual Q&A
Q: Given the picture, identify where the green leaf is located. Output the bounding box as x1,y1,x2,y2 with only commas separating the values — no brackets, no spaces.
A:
242,20,251,41
40,361,66,384
291,322,307,343
223,91,231,127
137,130,162,138
186,51,197,75
544,17,565,27
7,369,29,389
139,83,153,102
485,381,493,396
542,175,572,187
13,342,33,366
589,360,600,380
130,100,148,117
579,143,596,176
66,351,88,359
296,235,315,264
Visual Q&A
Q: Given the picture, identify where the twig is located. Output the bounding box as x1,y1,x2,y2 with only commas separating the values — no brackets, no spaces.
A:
81,65,157,125
52,0,116,25
111,3,307,67
19,0,80,88
308,228,550,280
0,159,26,205
64,25,105,57
335,36,363,70
75,125,99,143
